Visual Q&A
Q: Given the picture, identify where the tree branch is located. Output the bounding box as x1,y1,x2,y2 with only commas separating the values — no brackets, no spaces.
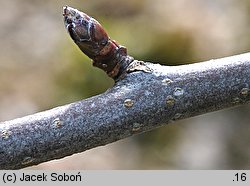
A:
0,52,250,169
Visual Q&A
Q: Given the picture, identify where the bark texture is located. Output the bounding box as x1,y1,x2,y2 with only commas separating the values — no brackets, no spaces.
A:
0,53,250,169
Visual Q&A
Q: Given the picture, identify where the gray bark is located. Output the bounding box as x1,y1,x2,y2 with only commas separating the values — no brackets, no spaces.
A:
0,52,250,169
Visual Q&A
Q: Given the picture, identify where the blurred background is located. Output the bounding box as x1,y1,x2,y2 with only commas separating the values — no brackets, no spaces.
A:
0,0,250,169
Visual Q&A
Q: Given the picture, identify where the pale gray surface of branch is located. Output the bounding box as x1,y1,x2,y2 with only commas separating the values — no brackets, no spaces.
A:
0,52,250,169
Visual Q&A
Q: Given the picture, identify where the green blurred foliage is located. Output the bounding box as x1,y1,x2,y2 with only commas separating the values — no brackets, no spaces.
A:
137,31,195,65
134,123,182,168
54,47,113,104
